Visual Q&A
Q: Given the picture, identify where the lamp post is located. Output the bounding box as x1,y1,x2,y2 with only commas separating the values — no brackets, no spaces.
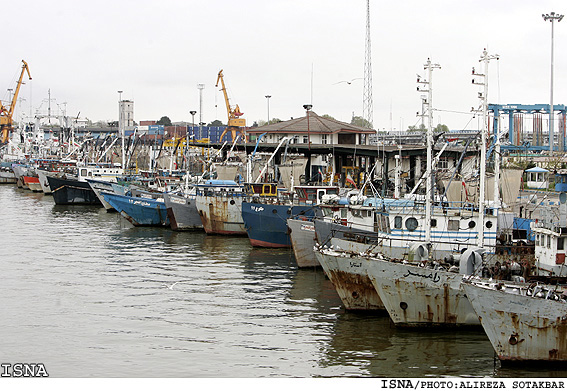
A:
303,104,312,149
542,11,564,154
118,90,124,169
265,95,271,125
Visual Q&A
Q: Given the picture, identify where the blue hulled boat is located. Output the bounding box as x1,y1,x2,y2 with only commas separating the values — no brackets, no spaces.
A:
101,191,169,227
241,184,339,248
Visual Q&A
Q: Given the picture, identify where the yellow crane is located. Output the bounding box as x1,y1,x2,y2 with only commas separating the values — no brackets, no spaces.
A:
216,69,245,142
1,60,32,144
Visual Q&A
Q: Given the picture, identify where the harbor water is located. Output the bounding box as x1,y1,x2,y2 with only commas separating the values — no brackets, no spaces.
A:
1,184,566,378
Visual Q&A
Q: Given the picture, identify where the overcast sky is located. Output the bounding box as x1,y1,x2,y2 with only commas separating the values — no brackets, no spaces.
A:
2,0,566,131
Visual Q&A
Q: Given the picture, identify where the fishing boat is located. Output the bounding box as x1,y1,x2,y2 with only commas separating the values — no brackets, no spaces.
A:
164,192,203,231
241,184,338,248
462,278,567,362
47,175,102,205
101,189,169,226
47,165,123,205
287,192,352,267
195,179,246,235
315,246,386,311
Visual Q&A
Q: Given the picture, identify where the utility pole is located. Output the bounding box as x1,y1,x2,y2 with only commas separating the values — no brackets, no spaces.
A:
543,11,563,155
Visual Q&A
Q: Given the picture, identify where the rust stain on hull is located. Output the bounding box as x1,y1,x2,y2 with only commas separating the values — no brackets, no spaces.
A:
327,269,385,311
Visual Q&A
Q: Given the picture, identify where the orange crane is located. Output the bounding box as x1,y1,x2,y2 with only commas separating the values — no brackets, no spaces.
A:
1,60,32,144
216,69,245,142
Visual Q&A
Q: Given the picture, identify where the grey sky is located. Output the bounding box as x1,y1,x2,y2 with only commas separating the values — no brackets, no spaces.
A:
2,0,566,131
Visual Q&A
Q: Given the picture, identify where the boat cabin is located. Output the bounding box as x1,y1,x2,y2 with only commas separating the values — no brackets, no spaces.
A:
196,179,244,197
294,186,339,205
533,225,567,277
244,183,279,197
77,166,124,183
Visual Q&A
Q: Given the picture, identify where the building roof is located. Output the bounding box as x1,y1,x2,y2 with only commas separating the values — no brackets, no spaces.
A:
247,111,375,134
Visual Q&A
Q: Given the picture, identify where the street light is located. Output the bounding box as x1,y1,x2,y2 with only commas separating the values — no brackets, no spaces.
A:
118,90,124,169
304,104,312,150
189,110,197,141
542,11,563,154
265,95,271,124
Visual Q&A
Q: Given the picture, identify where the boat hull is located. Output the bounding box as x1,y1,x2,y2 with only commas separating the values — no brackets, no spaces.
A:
287,218,319,267
315,249,385,311
195,194,246,235
164,193,203,231
366,258,480,327
46,176,102,205
102,192,169,227
86,179,118,211
0,170,17,184
242,202,316,248
463,282,567,362
22,176,42,192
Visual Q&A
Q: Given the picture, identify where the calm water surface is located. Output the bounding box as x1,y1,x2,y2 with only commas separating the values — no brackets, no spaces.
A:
1,185,565,378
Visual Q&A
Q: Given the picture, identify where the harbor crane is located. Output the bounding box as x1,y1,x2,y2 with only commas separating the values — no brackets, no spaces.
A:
216,69,245,142
1,60,32,144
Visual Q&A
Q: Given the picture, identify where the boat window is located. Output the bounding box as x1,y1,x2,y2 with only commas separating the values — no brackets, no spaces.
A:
431,219,437,228
448,220,459,231
341,209,347,218
558,237,564,251
405,217,418,231
536,234,540,246
394,216,402,229
81,169,87,177
548,235,551,249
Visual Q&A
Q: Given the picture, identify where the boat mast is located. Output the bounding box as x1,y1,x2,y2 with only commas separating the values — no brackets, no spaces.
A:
473,49,499,247
417,58,441,247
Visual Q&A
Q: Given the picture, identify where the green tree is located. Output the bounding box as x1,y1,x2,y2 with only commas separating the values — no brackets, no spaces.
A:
321,114,336,120
208,119,224,126
434,124,449,132
350,116,372,128
156,116,172,126
408,124,426,132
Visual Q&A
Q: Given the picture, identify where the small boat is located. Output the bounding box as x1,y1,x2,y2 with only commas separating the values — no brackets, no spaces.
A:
463,278,567,362
101,190,169,227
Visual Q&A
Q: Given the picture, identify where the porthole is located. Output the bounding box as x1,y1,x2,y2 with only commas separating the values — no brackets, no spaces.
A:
405,217,418,231
230,200,235,205
468,220,476,229
486,221,493,228
272,209,278,214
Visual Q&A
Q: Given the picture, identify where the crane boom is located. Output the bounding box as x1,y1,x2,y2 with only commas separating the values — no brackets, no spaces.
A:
215,69,245,142
1,60,32,144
